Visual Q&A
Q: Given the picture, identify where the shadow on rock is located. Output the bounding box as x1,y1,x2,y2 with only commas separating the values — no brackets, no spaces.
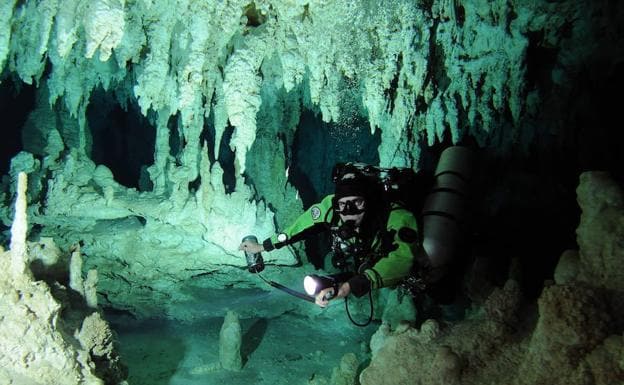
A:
241,318,268,366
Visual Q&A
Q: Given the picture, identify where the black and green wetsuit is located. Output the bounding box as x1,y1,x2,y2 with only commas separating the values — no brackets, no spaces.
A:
262,194,420,296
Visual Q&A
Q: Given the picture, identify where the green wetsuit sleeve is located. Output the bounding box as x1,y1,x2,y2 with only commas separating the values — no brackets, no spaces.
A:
263,195,335,251
364,207,418,289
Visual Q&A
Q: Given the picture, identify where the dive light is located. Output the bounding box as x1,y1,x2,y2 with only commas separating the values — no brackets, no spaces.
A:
241,235,265,273
303,273,354,300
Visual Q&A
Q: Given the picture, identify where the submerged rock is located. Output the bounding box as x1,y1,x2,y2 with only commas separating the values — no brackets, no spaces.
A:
219,310,243,371
359,172,624,385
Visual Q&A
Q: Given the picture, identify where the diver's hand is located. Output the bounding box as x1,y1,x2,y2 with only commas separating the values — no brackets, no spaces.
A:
239,240,264,253
315,282,351,307
315,287,335,307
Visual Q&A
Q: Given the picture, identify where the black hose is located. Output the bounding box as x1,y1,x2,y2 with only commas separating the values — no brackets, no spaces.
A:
344,290,374,327
255,272,375,326
256,273,316,303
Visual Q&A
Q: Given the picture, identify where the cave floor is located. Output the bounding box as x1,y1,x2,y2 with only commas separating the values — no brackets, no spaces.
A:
108,309,378,385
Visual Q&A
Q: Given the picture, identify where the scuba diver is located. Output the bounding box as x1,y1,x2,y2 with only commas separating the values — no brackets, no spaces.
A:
239,146,474,316
239,165,426,308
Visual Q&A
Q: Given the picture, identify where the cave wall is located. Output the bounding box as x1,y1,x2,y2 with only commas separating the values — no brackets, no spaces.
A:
0,0,622,318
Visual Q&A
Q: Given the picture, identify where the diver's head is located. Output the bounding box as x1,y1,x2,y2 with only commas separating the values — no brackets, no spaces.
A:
334,173,368,227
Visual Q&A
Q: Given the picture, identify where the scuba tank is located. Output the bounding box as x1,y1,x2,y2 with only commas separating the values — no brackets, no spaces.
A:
421,146,475,277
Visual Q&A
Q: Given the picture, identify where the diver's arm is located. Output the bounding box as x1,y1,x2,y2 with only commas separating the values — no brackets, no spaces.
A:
353,208,419,296
261,195,336,251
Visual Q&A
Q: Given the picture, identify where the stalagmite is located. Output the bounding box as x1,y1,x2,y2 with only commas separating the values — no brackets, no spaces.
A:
69,244,85,295
9,172,30,281
84,269,99,308
219,310,243,371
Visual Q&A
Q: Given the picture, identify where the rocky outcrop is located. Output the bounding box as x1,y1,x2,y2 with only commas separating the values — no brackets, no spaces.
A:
360,171,624,385
574,172,624,327
0,173,127,385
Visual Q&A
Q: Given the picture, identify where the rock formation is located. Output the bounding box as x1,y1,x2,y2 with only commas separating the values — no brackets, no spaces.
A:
219,310,243,371
359,171,624,385
0,173,127,385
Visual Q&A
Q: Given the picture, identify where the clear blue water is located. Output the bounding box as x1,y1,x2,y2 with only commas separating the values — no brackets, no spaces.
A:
107,300,378,385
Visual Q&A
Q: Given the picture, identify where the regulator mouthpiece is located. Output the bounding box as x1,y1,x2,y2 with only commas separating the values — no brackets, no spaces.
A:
241,235,265,273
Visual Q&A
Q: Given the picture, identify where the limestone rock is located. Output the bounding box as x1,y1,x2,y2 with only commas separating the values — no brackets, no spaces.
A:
554,249,580,285
84,269,99,308
69,245,84,295
519,283,612,385
329,352,359,385
428,346,462,385
28,237,67,282
380,288,417,330
10,172,29,280
77,312,127,384
219,310,243,371
584,335,624,385
0,252,101,385
0,174,127,385
483,279,522,335
575,171,624,325
369,323,391,358
360,324,435,385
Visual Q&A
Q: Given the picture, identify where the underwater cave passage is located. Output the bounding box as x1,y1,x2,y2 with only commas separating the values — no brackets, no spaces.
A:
87,88,155,191
0,78,35,176
290,110,381,208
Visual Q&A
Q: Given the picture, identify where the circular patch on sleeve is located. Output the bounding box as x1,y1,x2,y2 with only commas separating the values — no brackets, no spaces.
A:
310,206,321,220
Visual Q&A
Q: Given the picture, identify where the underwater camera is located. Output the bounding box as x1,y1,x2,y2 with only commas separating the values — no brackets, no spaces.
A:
241,235,265,273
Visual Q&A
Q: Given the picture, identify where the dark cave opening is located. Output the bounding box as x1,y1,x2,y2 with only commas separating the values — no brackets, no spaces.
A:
290,110,382,206
199,120,237,194
218,125,237,194
525,30,559,93
469,147,581,300
571,60,624,184
193,116,240,194
199,118,216,165
169,113,183,164
87,88,155,191
0,78,35,176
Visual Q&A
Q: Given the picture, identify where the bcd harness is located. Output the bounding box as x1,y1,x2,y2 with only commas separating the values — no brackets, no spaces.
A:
328,202,430,299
